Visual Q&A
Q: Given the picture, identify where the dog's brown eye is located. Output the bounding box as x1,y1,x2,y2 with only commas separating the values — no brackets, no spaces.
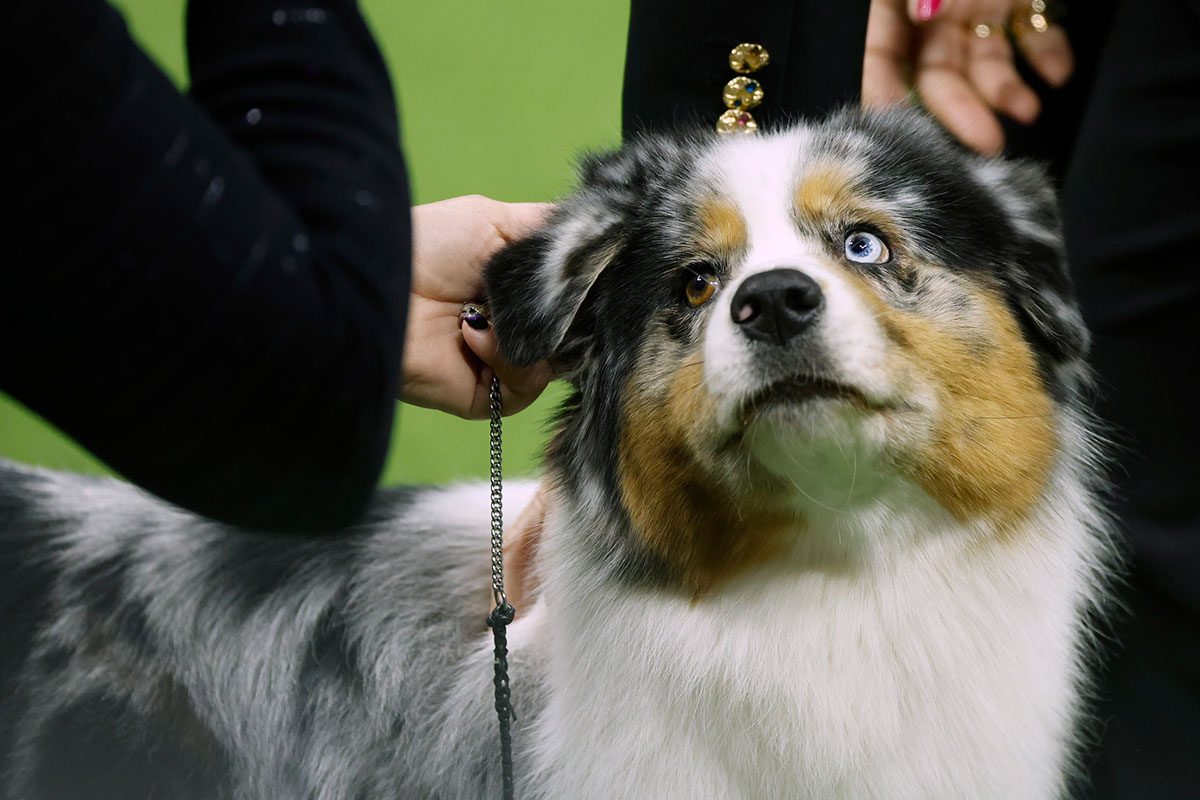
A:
683,270,721,308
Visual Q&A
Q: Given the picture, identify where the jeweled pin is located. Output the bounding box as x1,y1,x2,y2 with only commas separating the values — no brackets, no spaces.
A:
716,109,758,135
723,76,764,111
728,43,770,74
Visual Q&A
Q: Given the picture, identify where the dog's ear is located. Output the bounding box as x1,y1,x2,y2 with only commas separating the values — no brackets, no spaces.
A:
1006,250,1089,366
486,146,650,369
976,159,1090,365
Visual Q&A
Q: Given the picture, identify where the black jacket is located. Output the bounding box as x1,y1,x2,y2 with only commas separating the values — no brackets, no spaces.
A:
1,0,410,532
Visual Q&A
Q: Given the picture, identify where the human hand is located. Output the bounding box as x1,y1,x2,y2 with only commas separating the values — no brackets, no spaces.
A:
402,195,553,419
863,0,1074,154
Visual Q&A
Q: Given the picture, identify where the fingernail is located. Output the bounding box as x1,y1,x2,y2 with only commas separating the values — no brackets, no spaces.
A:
460,301,492,330
916,0,942,21
463,311,490,331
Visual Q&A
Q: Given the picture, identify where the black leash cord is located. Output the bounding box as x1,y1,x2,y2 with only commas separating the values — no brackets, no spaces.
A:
485,375,517,800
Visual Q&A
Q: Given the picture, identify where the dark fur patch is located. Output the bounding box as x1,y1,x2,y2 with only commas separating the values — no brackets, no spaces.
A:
69,551,157,660
0,464,66,777
29,686,231,800
204,528,361,617
298,588,365,700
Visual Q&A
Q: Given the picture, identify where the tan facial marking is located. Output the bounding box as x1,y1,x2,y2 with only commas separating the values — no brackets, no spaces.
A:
795,165,857,221
696,199,748,256
794,167,904,245
618,349,795,594
846,272,1057,524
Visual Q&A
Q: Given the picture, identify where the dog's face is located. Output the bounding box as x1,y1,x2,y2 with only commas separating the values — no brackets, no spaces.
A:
488,110,1089,591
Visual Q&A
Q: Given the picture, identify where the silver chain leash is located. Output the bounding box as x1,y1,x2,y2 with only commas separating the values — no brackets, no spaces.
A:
484,374,516,800
489,375,506,610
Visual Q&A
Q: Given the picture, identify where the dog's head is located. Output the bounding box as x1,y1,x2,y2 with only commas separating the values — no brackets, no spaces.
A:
487,109,1089,591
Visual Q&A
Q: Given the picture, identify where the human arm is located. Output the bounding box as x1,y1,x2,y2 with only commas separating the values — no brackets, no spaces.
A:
1,0,409,532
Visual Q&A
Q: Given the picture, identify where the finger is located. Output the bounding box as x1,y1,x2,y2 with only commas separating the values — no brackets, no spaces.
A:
411,197,552,302
462,321,553,416
449,200,552,298
906,0,951,23
1013,23,1074,87
863,0,914,108
916,66,1006,154
913,23,1005,154
492,201,554,242
465,197,553,251
934,0,1008,24
409,321,494,421
409,200,491,300
965,28,1040,124
463,364,546,420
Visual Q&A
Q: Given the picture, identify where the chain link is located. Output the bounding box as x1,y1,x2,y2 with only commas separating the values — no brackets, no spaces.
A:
488,375,506,609
485,374,516,799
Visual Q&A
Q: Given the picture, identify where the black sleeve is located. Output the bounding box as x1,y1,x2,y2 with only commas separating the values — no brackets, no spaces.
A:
622,0,870,138
0,0,411,532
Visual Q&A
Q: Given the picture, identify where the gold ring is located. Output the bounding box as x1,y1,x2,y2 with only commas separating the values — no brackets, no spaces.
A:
460,302,491,321
971,22,1007,39
1010,0,1052,36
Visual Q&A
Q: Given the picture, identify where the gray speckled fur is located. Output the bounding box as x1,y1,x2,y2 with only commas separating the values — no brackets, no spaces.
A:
0,460,541,799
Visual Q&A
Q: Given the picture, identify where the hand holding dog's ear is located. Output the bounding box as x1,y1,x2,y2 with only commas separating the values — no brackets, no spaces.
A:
401,196,553,419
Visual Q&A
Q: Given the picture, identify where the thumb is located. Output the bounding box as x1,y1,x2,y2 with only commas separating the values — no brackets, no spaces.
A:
462,319,553,416
493,202,554,243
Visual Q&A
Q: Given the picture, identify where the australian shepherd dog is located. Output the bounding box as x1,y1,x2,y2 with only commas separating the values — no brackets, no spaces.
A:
0,109,1113,799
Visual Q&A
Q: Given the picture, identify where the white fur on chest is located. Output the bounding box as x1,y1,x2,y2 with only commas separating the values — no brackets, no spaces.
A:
526,480,1101,800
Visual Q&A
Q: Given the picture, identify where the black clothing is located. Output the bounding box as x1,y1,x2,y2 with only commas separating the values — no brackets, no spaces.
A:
623,0,870,136
1060,0,1200,795
1,0,410,532
1003,1,1200,795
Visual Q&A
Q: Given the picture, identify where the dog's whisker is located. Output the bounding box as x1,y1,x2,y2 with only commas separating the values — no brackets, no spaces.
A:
782,473,847,516
842,448,859,512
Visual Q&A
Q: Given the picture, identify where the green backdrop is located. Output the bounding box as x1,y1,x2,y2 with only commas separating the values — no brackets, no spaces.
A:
0,0,630,485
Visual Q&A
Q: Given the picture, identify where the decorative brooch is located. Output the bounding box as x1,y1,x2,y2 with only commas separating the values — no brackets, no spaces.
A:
716,43,770,135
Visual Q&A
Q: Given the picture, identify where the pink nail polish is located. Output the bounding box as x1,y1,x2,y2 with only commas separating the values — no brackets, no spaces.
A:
917,0,942,21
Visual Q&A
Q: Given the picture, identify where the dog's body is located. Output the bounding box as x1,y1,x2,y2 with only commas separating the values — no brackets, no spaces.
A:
1,110,1113,799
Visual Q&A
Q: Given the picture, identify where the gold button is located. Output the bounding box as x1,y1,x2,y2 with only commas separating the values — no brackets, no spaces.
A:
723,76,764,111
716,109,758,135
728,43,770,74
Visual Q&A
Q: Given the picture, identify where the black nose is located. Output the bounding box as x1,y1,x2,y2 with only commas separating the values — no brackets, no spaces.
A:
730,268,823,345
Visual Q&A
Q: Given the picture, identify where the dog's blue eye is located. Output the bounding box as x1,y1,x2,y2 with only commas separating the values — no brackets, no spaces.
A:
844,231,890,264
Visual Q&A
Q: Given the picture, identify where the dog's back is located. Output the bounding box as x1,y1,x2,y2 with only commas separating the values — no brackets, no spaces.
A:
0,460,542,799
